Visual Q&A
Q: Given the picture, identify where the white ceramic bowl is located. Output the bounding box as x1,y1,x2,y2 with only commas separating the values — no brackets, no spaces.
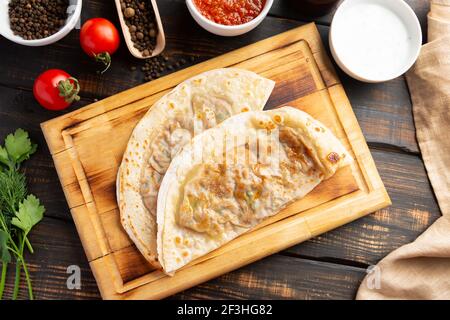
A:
186,0,273,37
0,0,82,46
330,0,422,83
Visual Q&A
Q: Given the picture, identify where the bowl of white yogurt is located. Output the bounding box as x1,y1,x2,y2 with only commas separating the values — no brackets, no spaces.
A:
330,0,422,83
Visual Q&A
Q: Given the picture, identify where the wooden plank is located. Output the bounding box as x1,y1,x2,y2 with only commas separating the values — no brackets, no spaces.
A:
283,150,441,266
341,74,418,154
174,255,366,300
269,0,342,25
3,227,365,300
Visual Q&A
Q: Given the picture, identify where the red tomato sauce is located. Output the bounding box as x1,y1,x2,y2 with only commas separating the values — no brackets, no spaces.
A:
193,0,266,26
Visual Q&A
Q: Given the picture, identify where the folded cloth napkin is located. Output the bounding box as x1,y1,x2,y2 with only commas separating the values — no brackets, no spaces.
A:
356,0,450,300
429,0,450,41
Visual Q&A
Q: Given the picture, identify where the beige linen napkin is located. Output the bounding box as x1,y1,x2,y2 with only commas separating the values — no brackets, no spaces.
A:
356,0,450,300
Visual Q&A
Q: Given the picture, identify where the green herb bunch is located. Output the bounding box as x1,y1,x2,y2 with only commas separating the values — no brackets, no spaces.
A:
0,129,45,300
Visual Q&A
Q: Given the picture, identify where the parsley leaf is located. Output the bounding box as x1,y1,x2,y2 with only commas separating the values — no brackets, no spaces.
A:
11,195,45,234
4,129,37,166
0,147,9,168
0,230,11,263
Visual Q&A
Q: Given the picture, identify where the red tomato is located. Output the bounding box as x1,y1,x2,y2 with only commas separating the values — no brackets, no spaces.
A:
33,69,81,111
80,18,120,73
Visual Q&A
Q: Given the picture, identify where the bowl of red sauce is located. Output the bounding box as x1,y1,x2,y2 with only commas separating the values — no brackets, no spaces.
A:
186,0,274,36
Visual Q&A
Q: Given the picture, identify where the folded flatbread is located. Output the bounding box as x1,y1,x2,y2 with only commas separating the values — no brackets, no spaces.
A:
117,68,275,267
157,107,352,273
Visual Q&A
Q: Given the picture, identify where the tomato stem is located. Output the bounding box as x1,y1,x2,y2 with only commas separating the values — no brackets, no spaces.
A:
57,77,81,104
94,52,112,74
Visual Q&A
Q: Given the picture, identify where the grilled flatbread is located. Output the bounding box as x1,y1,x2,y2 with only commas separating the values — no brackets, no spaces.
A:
157,107,352,273
117,68,275,267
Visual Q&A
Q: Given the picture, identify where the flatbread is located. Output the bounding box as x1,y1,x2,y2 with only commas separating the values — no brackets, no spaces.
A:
157,107,352,274
117,68,275,267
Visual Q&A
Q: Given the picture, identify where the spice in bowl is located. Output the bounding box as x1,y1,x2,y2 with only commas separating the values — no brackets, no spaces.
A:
193,0,266,25
119,0,158,57
8,0,69,40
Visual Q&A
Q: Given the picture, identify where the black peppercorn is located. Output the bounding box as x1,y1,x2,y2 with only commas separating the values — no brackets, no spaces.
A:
120,0,158,57
9,0,69,40
139,54,197,83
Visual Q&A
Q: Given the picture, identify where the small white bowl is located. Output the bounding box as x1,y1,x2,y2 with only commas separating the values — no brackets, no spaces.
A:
0,0,82,46
186,0,274,37
330,0,422,83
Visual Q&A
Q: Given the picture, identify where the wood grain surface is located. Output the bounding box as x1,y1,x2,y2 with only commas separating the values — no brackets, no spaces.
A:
0,0,438,300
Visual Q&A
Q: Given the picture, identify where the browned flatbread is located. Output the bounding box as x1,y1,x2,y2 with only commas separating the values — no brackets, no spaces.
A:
117,68,275,267
157,107,352,273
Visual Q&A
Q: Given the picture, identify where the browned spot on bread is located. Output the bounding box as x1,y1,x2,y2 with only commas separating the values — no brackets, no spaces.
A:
273,115,282,124
279,127,304,157
266,121,276,130
327,152,340,163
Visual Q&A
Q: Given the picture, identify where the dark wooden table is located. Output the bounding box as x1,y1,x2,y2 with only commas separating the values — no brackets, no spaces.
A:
0,0,438,300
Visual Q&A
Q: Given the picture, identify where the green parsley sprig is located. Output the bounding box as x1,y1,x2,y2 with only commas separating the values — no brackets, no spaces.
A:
0,129,45,300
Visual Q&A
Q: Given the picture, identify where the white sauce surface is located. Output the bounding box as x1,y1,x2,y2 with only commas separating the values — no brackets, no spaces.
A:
332,2,414,80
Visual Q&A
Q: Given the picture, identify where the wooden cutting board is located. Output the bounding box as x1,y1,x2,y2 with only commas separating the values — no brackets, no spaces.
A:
41,23,390,300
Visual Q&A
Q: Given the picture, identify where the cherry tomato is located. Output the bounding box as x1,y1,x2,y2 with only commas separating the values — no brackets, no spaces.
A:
33,69,80,111
80,18,120,73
